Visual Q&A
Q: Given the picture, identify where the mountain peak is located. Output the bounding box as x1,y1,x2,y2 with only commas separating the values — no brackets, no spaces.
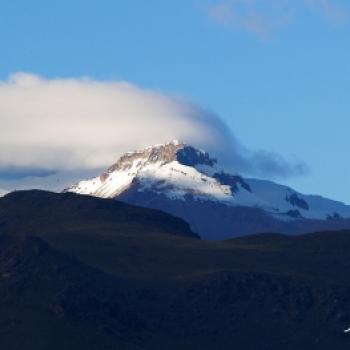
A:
107,140,217,174
66,141,350,239
141,139,186,152
67,141,223,199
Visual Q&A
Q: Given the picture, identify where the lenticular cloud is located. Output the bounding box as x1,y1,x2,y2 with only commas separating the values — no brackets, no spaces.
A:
0,72,305,180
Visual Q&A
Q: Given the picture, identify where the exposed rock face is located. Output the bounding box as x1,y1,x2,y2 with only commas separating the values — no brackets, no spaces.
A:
286,192,309,210
102,141,217,177
108,141,185,173
213,172,252,194
177,146,217,167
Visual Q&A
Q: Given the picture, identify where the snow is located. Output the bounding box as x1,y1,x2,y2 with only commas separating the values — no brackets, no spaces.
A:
246,178,350,220
138,161,233,202
68,158,143,198
66,158,288,211
67,141,350,221
70,159,235,202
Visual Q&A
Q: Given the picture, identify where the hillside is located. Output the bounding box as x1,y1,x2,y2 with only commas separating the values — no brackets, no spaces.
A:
1,191,350,349
0,190,198,239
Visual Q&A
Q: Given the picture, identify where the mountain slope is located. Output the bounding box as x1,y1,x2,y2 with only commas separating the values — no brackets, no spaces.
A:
2,192,350,349
0,190,198,239
67,141,350,239
0,234,142,350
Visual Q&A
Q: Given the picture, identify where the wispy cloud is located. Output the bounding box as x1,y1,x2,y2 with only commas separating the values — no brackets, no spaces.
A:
0,72,306,191
305,0,348,22
207,0,349,37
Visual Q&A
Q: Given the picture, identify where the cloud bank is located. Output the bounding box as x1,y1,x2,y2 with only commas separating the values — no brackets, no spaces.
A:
208,0,349,37
0,72,305,190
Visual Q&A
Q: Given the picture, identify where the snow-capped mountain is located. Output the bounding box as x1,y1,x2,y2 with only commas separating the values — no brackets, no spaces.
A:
67,141,350,239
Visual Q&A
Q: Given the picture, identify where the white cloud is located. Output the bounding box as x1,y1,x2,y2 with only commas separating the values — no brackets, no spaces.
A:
0,72,214,170
0,72,305,191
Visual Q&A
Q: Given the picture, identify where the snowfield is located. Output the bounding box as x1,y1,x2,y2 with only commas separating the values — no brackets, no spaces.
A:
67,141,350,222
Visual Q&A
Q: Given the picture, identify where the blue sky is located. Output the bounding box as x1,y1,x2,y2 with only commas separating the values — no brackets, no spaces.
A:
0,0,349,202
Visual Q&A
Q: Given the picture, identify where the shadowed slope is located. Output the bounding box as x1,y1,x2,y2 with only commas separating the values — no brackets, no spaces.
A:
1,191,350,349
0,190,198,238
